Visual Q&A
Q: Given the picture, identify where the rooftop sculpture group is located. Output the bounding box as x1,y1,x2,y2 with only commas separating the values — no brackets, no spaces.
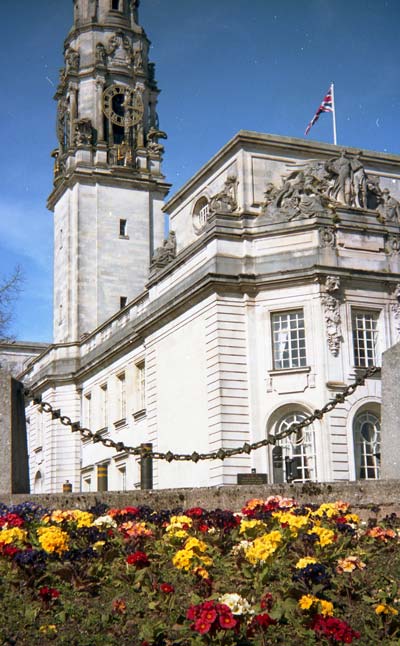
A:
262,150,400,223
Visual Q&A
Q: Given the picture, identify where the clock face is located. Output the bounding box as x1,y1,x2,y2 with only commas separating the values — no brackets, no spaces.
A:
102,84,144,127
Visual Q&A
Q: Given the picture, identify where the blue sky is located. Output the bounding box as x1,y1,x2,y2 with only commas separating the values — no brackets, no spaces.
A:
1,0,399,342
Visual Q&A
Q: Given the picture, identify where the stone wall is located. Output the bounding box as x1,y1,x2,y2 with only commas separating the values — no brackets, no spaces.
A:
381,342,400,479
1,480,399,521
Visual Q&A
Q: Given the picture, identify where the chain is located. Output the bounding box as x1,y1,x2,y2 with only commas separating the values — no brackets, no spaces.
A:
26,365,380,462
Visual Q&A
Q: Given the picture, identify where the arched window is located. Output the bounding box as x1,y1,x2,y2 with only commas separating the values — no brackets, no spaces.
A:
353,411,380,480
34,471,43,493
192,196,210,233
271,411,317,483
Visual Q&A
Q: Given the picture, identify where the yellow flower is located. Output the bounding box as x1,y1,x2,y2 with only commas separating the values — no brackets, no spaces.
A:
245,530,282,564
298,595,334,616
72,510,94,527
239,519,267,536
166,515,192,532
312,503,338,519
273,511,309,536
37,526,69,554
172,549,190,569
319,599,334,616
193,566,209,579
344,513,360,524
299,594,315,610
0,527,27,545
184,537,207,553
375,604,399,615
93,541,105,551
39,625,57,636
308,526,335,547
295,556,317,569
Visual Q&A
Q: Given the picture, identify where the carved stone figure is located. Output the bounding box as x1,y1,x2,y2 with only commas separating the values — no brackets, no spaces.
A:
328,151,352,206
378,189,400,223
107,34,119,56
133,47,144,72
96,43,107,65
74,118,93,146
209,176,238,214
261,151,397,222
65,47,80,72
350,152,367,208
151,231,177,268
321,275,342,356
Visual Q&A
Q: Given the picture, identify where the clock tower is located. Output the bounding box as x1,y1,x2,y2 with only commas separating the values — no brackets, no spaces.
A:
49,0,170,343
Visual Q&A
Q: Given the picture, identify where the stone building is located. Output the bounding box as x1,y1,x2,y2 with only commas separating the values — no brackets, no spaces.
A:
20,0,400,493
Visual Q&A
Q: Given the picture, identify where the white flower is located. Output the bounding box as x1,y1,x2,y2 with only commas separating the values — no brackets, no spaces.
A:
219,593,253,615
92,515,117,528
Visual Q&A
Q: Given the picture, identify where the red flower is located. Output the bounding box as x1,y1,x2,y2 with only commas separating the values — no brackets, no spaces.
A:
200,608,217,624
219,612,237,630
198,523,209,533
126,551,150,567
159,583,174,594
260,593,273,611
311,615,360,643
0,513,24,528
0,543,20,558
186,507,205,518
39,587,60,602
194,618,212,634
253,613,276,628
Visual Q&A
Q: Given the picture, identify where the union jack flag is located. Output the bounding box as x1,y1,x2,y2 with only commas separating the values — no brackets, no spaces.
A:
305,85,334,136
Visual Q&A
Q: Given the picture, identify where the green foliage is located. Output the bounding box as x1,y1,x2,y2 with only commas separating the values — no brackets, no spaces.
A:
0,500,399,645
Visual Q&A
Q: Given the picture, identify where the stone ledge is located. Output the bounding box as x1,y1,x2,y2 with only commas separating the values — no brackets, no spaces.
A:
1,480,400,520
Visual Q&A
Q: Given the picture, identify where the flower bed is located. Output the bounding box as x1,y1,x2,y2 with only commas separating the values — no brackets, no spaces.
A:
0,497,399,645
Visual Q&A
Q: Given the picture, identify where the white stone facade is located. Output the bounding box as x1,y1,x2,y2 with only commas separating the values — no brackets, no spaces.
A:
20,3,400,493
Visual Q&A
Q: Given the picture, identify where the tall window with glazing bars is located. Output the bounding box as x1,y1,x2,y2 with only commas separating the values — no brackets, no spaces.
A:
271,310,306,370
352,310,379,367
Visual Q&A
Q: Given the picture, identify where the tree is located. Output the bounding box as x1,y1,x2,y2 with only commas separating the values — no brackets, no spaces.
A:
0,266,23,342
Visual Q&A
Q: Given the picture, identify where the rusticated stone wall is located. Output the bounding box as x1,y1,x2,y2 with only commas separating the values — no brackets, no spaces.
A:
1,480,399,521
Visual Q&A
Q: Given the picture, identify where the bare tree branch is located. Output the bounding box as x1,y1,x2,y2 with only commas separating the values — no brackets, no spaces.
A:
0,266,24,342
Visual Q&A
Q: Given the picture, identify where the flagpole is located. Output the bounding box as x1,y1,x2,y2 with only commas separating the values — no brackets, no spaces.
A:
331,82,337,145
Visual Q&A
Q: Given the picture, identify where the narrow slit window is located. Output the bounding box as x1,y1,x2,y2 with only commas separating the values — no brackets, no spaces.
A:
119,219,127,237
112,0,120,10
120,296,127,309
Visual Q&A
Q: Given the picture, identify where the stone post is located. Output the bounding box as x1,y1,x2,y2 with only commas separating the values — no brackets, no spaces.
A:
0,370,30,494
381,342,400,479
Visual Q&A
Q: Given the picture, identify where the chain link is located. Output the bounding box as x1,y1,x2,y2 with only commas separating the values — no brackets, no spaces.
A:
26,365,380,462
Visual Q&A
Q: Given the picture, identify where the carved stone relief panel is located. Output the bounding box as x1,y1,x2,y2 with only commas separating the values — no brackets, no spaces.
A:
321,275,342,356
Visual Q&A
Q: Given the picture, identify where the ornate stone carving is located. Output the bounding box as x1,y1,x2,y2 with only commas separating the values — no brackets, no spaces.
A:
321,275,342,356
65,47,80,72
261,150,400,223
150,231,177,274
147,127,167,155
386,234,400,255
209,176,238,214
106,32,135,66
74,118,93,146
391,284,400,341
319,226,336,248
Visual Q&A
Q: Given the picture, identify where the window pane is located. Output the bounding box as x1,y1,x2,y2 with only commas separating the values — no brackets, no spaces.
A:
273,412,316,483
352,311,379,367
354,411,380,480
272,310,306,369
